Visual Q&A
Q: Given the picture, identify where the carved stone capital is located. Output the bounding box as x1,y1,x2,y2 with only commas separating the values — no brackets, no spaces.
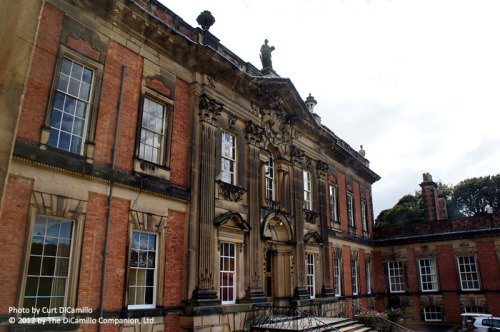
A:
291,146,305,167
199,94,223,125
316,161,329,179
245,120,266,147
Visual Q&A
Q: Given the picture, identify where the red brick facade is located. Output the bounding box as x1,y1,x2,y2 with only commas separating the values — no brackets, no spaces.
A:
17,3,63,144
0,176,33,313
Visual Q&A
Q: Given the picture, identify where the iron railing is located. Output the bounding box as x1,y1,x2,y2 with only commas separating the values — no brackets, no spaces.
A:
252,305,340,332
346,299,415,332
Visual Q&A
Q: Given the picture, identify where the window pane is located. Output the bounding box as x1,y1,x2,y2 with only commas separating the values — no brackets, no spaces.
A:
129,231,157,307
49,59,92,155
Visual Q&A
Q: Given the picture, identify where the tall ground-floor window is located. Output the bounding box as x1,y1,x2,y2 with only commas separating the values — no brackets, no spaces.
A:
306,254,315,298
128,231,157,308
333,256,341,296
351,259,358,295
220,242,236,304
23,216,74,317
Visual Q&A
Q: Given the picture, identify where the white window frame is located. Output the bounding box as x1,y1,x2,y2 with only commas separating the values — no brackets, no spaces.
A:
388,261,405,293
22,216,74,317
329,185,338,224
138,97,168,164
303,170,312,210
220,242,237,304
48,58,94,155
128,230,158,309
333,257,341,296
265,154,275,201
361,201,368,232
457,256,480,290
366,262,371,294
347,193,354,227
351,259,358,295
423,306,442,321
306,254,315,298
221,131,237,185
419,259,438,292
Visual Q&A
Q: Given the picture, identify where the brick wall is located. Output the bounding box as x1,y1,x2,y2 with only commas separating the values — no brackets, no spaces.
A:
92,40,143,172
436,244,459,291
102,198,129,310
0,176,33,314
342,245,352,296
17,3,63,144
169,78,191,188
163,210,185,307
365,188,374,235
77,193,108,310
476,241,500,291
337,172,347,233
353,180,362,237
359,248,366,294
406,248,419,292
443,293,461,322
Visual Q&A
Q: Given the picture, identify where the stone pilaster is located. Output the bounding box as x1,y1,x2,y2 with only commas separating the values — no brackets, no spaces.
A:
245,121,267,302
292,146,309,299
192,94,222,305
317,160,334,297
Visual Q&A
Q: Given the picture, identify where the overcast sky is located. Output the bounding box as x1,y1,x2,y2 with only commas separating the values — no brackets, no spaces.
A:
160,0,500,217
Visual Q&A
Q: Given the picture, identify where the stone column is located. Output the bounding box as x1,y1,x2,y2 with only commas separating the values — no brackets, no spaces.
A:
291,146,309,299
245,121,267,302
191,94,222,305
317,161,334,297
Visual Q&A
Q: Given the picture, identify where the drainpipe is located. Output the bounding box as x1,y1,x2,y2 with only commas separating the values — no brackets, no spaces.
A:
99,65,126,332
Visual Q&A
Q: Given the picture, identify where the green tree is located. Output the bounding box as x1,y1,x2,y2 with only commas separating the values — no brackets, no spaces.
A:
452,175,499,216
375,193,425,228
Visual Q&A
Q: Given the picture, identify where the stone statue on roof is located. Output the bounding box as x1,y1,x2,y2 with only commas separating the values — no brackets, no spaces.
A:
260,39,275,70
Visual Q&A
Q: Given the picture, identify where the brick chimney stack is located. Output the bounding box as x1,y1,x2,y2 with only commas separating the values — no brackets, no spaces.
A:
420,173,447,221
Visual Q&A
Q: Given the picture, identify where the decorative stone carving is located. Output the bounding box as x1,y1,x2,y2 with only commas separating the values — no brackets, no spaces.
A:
304,209,319,225
250,101,262,117
382,246,407,262
245,120,266,146
291,146,305,167
332,247,342,258
298,273,306,287
265,198,280,212
129,210,168,231
305,157,312,170
199,94,223,125
199,269,214,290
228,113,238,129
217,180,246,202
316,161,329,179
260,39,275,70
32,191,87,219
260,109,298,147
365,253,372,263
250,272,262,289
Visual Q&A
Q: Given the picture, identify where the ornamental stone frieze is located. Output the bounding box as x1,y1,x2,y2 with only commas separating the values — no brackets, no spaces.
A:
199,94,223,125
216,180,246,202
291,146,305,167
245,120,266,147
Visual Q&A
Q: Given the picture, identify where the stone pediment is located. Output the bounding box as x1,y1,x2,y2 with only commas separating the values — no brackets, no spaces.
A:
304,231,323,244
214,212,250,232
